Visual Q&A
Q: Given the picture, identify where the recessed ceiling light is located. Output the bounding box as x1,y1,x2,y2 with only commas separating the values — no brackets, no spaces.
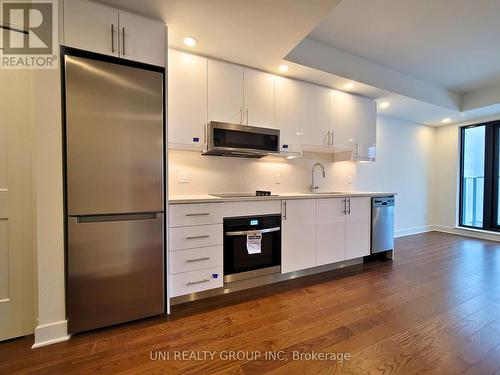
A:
379,101,390,109
278,64,289,73
344,82,354,89
183,36,197,47
442,118,451,124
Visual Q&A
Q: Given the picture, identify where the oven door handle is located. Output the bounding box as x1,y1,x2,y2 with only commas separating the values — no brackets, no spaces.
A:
225,227,280,236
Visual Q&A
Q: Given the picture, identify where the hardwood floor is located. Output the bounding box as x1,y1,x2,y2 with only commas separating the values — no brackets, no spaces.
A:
3,232,500,374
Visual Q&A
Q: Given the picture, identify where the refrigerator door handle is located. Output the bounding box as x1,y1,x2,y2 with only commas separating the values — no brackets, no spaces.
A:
74,212,159,223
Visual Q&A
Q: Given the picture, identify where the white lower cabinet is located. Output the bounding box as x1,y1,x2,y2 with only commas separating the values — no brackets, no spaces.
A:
281,197,371,274
316,198,346,266
169,266,223,297
345,197,371,259
281,199,316,273
169,246,223,274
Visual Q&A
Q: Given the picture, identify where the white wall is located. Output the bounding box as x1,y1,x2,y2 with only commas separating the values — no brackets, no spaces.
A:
169,116,435,235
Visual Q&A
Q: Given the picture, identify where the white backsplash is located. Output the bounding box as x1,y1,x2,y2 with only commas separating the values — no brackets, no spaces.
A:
168,150,357,195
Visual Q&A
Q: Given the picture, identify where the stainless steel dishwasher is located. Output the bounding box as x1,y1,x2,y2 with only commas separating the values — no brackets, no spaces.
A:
371,196,395,254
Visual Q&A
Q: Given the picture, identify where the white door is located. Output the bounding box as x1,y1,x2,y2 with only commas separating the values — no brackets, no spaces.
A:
316,198,346,266
345,197,371,260
243,68,275,127
0,70,35,340
353,96,377,159
301,82,330,149
330,90,354,150
119,11,165,67
281,200,316,273
168,50,207,149
207,60,244,124
275,76,302,153
64,0,119,57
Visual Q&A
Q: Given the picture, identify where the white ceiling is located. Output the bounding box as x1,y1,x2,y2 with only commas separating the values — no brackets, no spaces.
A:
308,0,500,94
101,0,500,127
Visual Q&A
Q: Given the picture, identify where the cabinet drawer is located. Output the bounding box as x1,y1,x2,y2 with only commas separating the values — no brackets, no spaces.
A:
170,246,223,274
169,266,223,297
169,224,223,250
169,203,224,227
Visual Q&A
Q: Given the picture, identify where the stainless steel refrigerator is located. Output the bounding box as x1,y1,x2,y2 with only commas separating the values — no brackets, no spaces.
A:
64,54,165,334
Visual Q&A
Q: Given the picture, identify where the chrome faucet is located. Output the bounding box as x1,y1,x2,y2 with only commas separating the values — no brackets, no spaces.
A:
310,163,326,192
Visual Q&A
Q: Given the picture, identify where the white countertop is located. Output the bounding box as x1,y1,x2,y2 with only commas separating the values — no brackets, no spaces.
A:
169,191,396,204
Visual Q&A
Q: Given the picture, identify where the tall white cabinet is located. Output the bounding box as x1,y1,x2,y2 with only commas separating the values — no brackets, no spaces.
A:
345,197,371,259
275,76,302,154
353,96,377,160
301,82,331,150
207,60,244,124
316,198,346,266
243,68,275,127
168,49,207,149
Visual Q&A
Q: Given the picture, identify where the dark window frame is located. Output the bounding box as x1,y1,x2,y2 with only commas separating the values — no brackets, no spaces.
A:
459,120,500,231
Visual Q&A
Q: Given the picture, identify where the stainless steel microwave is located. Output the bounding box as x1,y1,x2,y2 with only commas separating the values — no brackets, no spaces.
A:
202,121,280,158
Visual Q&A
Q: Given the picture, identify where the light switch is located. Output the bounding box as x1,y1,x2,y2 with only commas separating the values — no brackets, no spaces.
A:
275,174,281,184
177,170,190,183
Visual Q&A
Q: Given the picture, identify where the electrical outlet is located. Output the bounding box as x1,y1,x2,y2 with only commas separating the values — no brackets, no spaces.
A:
177,170,190,183
275,174,281,184
347,175,353,185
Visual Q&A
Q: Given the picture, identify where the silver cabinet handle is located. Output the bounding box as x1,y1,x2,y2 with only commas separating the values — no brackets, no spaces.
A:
185,235,210,240
342,198,346,214
111,24,115,53
283,201,287,220
186,279,210,286
354,141,359,155
186,257,210,263
185,213,210,217
347,198,351,215
225,227,280,236
330,130,334,146
245,108,249,125
122,27,125,55
240,108,243,124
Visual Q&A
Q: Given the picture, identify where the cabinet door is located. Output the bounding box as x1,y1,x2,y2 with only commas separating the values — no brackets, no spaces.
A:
208,60,244,124
316,198,346,266
243,68,275,127
119,11,165,67
301,82,330,149
275,76,302,153
168,50,207,149
345,197,371,260
330,90,354,150
353,96,377,159
64,0,119,57
281,200,316,273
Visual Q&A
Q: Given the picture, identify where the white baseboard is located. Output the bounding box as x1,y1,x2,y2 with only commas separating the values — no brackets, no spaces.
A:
395,225,433,238
32,320,70,349
433,225,500,242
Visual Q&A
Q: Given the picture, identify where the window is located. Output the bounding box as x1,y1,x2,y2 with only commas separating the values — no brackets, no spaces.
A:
460,121,500,230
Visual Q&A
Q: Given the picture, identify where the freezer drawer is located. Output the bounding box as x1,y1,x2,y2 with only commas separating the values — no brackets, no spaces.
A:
65,55,164,215
67,213,164,333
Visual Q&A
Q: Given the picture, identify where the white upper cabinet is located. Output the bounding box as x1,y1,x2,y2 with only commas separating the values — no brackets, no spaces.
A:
281,199,316,273
345,197,371,260
207,59,244,124
353,96,377,160
118,12,165,67
64,0,119,57
275,76,302,153
330,90,354,150
316,198,346,266
64,0,165,66
243,68,275,127
168,50,207,149
301,82,331,150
